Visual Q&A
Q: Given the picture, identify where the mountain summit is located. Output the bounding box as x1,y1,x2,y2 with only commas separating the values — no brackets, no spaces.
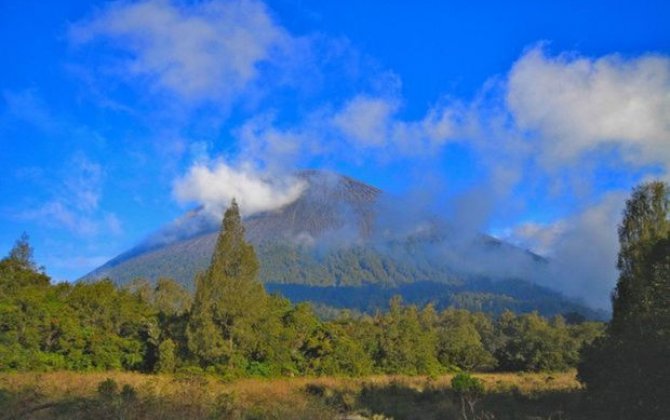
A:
83,170,381,284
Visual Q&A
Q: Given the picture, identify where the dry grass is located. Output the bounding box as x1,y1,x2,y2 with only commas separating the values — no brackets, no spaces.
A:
0,371,582,419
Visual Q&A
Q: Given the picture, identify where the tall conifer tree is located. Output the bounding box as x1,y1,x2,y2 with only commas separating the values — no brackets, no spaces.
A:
187,199,267,368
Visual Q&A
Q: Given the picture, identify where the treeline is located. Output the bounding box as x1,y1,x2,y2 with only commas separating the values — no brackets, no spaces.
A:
0,201,603,377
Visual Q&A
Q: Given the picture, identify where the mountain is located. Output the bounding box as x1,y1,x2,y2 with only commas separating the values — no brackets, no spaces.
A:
82,170,606,319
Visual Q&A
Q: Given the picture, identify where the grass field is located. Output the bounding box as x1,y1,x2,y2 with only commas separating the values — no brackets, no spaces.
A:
0,371,583,419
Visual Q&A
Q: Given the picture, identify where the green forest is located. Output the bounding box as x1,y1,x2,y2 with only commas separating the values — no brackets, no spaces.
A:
1,182,669,419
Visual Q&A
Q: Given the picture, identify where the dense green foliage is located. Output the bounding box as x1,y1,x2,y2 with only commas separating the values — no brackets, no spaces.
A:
579,181,670,419
0,203,603,377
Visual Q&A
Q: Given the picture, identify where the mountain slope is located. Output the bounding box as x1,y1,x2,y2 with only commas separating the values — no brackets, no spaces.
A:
82,170,604,319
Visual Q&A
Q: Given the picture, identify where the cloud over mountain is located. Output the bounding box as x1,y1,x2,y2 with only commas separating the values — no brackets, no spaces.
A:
173,161,307,216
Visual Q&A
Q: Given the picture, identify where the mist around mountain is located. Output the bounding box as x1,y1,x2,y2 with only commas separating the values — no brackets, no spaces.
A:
83,170,606,319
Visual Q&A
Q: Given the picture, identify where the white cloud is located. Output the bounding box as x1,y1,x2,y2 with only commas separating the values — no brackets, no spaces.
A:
17,202,121,237
331,94,466,153
71,0,296,104
332,95,399,147
70,2,670,188
479,47,670,309
21,202,98,236
507,45,670,168
236,114,315,170
173,161,307,216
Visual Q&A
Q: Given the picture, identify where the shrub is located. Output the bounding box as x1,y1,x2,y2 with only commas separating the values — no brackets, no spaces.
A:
451,373,484,420
97,378,118,400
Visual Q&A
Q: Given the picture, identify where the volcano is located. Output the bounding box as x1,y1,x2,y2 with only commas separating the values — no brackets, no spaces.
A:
82,170,606,319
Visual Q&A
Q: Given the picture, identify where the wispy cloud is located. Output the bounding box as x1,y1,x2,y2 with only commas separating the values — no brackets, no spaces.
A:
2,90,60,134
499,221,567,256
13,154,122,237
70,0,304,106
230,94,468,171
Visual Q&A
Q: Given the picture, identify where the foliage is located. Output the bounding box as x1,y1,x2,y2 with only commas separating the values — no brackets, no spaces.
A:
156,339,176,373
187,199,269,371
97,378,119,399
6,232,41,272
579,181,670,419
436,309,496,371
494,312,588,372
0,243,155,371
451,372,485,419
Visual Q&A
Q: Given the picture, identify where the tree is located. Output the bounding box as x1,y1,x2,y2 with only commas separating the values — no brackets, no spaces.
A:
186,272,228,365
153,277,192,316
186,200,269,371
7,233,40,272
436,309,496,371
579,181,670,419
155,339,176,373
611,181,670,331
374,297,441,375
0,234,50,293
495,312,577,372
125,278,152,302
451,372,485,420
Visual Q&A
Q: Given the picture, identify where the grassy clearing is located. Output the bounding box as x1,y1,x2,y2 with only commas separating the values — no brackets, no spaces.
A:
0,371,583,419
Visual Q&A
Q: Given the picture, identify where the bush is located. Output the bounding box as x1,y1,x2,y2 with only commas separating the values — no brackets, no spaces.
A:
451,373,485,420
97,378,118,400
156,339,176,373
120,384,137,402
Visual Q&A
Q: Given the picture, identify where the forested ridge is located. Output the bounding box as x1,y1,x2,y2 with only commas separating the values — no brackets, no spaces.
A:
265,280,606,320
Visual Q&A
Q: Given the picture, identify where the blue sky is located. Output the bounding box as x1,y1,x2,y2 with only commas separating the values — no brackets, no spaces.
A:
1,0,669,307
